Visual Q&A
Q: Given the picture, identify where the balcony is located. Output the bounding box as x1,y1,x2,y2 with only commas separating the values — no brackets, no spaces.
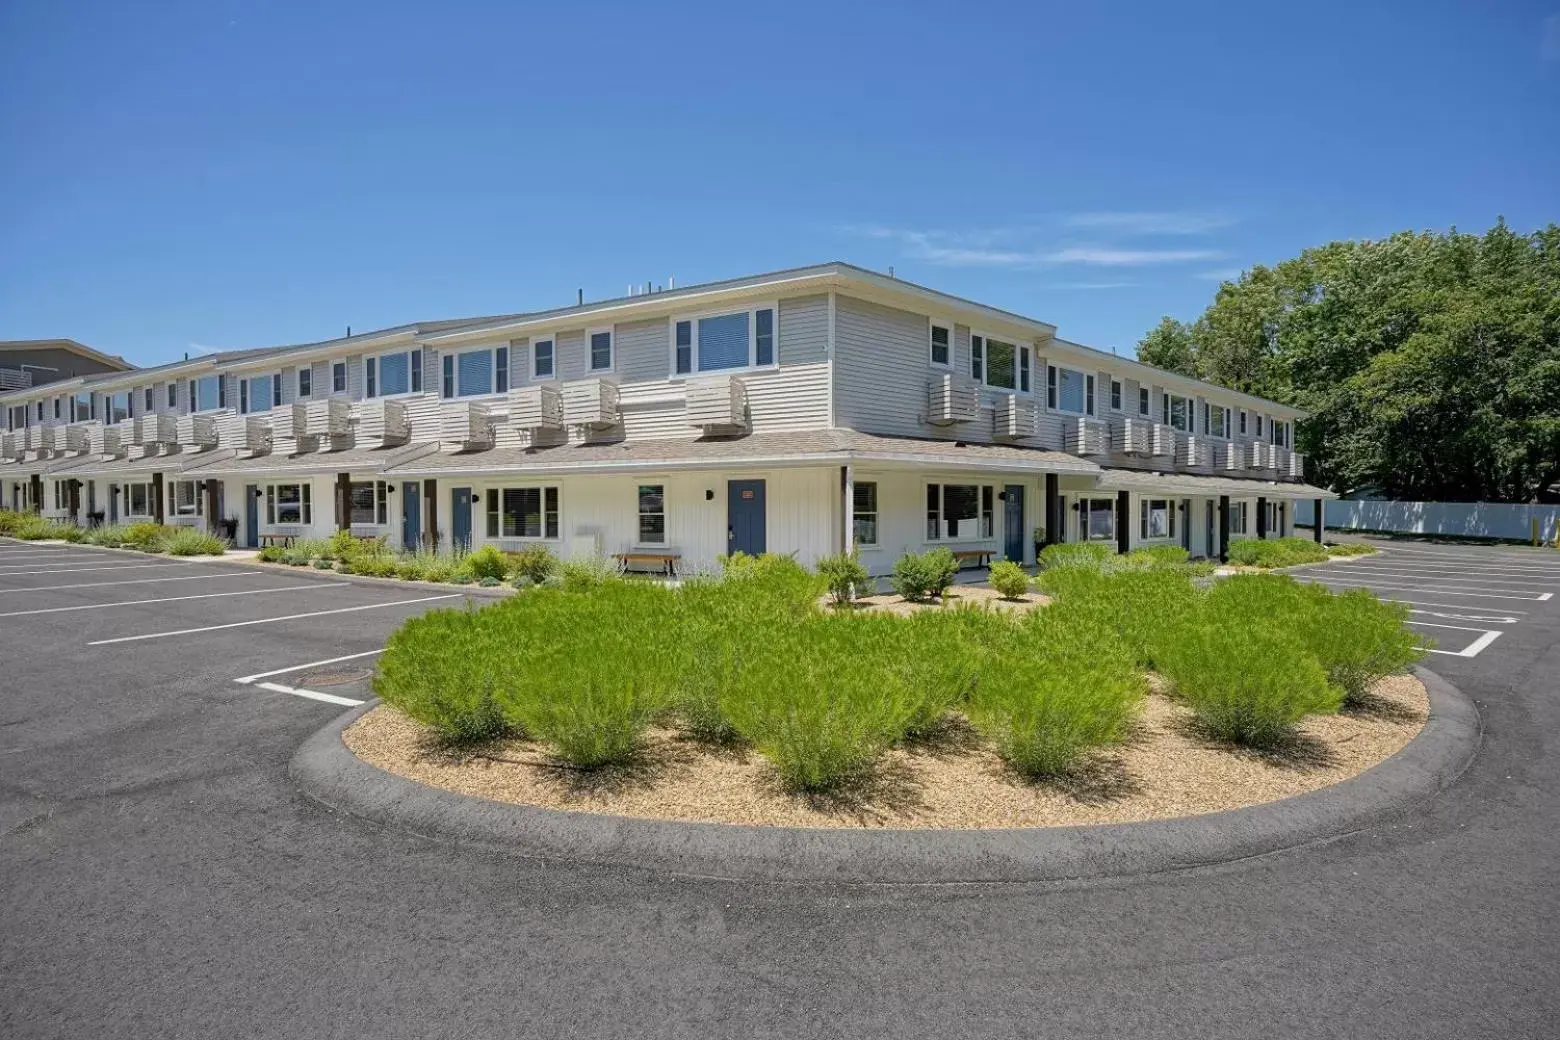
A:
509,384,564,434
56,425,89,454
1033,413,1066,451
442,400,495,449
302,397,353,438
686,375,750,433
1063,416,1109,456
1150,423,1177,458
87,423,122,456
1177,434,1206,468
993,394,1037,441
1212,440,1242,472
357,398,411,447
176,414,218,450
0,433,20,460
562,378,621,430
1111,416,1154,455
241,416,271,454
140,413,178,448
263,403,307,440
1286,451,1306,481
926,372,981,426
24,425,46,452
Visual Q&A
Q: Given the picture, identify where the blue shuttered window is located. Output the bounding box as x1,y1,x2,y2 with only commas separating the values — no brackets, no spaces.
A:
496,347,509,393
533,339,554,378
674,322,692,374
457,350,493,397
697,312,749,371
248,375,272,414
378,353,410,396
590,331,613,372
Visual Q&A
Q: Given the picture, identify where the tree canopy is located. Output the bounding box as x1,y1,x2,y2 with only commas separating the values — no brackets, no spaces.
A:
1137,221,1560,502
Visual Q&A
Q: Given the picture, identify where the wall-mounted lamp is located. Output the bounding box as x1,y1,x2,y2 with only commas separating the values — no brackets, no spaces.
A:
997,491,1007,501
705,489,714,501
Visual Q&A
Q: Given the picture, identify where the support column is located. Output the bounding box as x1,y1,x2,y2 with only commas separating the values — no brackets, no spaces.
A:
1218,495,1231,562
841,464,854,554
28,474,42,514
335,473,351,532
151,472,164,524
423,478,438,550
1256,496,1268,539
68,479,81,524
1044,473,1060,547
203,480,220,535
1313,497,1325,543
1116,490,1131,555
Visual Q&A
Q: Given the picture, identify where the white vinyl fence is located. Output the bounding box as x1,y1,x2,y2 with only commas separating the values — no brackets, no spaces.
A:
1294,499,1560,544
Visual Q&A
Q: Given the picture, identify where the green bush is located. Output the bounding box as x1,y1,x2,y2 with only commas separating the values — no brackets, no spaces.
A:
9,516,72,540
1326,542,1376,557
122,522,167,551
1227,536,1330,569
505,544,558,584
988,560,1030,600
312,559,334,570
816,551,871,605
82,524,129,547
162,528,227,556
258,545,286,562
1035,566,1199,670
1125,544,1189,568
478,576,502,588
462,544,509,582
967,605,1144,776
1289,584,1425,705
1038,542,1114,570
0,510,26,536
374,608,513,744
557,555,617,591
347,555,399,577
59,524,87,543
890,547,959,603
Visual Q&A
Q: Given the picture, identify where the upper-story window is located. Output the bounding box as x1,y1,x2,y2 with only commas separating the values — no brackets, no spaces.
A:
1162,392,1190,432
74,391,93,421
53,398,61,420
671,306,777,376
166,383,177,409
1047,365,1094,415
143,387,154,412
298,368,311,399
929,323,951,368
1207,403,1231,438
589,328,614,373
1270,419,1288,448
190,375,223,413
367,349,422,398
332,362,347,395
442,346,509,399
1138,386,1151,416
1110,380,1123,411
973,335,1031,392
1255,414,1264,438
532,338,555,379
242,373,281,415
108,391,130,425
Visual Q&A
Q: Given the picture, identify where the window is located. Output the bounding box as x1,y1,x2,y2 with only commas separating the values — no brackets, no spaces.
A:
52,480,67,510
853,481,878,547
973,335,1030,392
74,392,93,421
348,481,388,526
167,383,177,409
1239,410,1248,435
144,387,154,412
245,374,277,414
1139,386,1150,417
1209,405,1230,439
1270,420,1288,448
1111,380,1123,411
265,483,312,525
332,362,347,394
485,486,560,539
971,335,984,382
589,328,613,372
444,347,506,398
1050,366,1091,414
1083,498,1115,542
671,306,779,376
929,324,951,367
637,484,665,545
36,400,44,421
171,480,203,518
298,368,311,399
533,338,556,379
1229,501,1249,535
191,375,223,413
925,483,994,541
125,482,152,518
1140,498,1176,540
1255,415,1264,438
53,398,61,420
1163,393,1190,432
109,391,130,425
369,351,416,397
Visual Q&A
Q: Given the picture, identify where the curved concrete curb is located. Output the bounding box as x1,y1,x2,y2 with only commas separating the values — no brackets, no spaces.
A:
289,666,1480,884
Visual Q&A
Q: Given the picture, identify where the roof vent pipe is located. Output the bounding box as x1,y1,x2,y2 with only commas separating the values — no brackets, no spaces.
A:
669,275,675,290
645,281,652,295
577,288,583,306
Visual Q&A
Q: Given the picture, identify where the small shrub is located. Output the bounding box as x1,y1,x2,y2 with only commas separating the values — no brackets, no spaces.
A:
890,548,959,603
1293,586,1425,705
123,522,168,551
0,510,26,536
82,524,129,547
559,555,619,591
162,528,226,556
59,525,87,543
374,610,513,744
462,544,509,582
312,559,334,570
1038,542,1114,570
477,576,502,588
1326,542,1376,557
1125,544,1189,569
394,557,429,581
10,516,73,540
1227,536,1330,569
816,551,871,605
451,573,475,585
258,545,286,562
510,574,533,590
505,544,558,584
988,560,1030,600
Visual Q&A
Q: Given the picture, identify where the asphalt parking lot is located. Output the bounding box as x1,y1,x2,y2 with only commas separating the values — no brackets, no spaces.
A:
3,535,1558,1040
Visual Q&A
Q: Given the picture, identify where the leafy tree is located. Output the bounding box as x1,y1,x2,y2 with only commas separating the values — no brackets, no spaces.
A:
1135,220,1560,502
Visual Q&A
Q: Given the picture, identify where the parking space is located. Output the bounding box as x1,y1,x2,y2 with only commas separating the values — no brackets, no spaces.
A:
1293,540,1560,659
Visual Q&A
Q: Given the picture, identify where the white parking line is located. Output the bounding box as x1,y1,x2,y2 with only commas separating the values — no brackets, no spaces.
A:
1408,620,1504,658
0,549,77,557
0,583,345,618
1,572,267,594
0,561,196,577
1327,566,1557,588
86,594,461,645
1378,597,1528,614
234,649,385,684
1408,608,1521,624
1302,576,1550,601
1371,546,1560,568
1359,558,1560,576
252,681,365,707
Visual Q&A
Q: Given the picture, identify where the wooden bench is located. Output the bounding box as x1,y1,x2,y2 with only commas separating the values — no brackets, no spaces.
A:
613,551,681,577
259,531,303,549
951,548,994,570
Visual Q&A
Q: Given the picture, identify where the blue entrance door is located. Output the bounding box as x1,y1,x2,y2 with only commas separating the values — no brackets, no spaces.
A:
727,479,766,557
1003,484,1025,562
402,482,421,550
452,487,472,553
245,484,260,548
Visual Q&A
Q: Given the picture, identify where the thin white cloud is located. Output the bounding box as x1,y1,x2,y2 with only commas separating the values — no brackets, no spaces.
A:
1062,211,1235,235
843,226,1224,268
1047,247,1224,266
1047,281,1138,290
1194,268,1244,282
1543,14,1560,61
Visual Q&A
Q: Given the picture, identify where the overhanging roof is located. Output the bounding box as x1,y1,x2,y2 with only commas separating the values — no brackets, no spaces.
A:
182,442,439,478
1095,467,1337,500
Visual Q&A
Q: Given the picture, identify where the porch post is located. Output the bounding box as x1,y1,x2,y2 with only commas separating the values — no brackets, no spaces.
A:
840,465,854,554
423,478,438,550
28,474,42,513
151,472,164,524
1218,494,1231,562
335,472,351,532
1256,496,1268,539
68,479,81,524
203,480,219,535
1044,473,1060,547
1313,497,1325,543
1116,490,1130,555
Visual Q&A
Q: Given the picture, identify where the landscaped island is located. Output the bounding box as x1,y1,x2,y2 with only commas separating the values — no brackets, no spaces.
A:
350,547,1427,829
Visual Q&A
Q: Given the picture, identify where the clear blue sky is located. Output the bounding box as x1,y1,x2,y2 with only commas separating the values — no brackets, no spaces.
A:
2,0,1557,367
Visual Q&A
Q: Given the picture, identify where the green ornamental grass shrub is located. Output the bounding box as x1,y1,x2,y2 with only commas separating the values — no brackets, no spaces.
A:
0,510,25,536
1326,542,1376,557
988,559,1030,600
257,545,286,562
559,555,620,591
1125,544,1189,568
374,607,511,744
81,524,129,547
312,558,334,570
462,544,509,582
505,544,558,584
162,527,226,556
123,522,168,551
816,550,871,605
1226,536,1330,568
890,547,959,603
1038,542,1114,570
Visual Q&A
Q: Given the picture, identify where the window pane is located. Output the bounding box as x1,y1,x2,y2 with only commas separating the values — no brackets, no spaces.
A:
457,350,492,397
1170,396,1189,431
534,340,554,377
590,331,612,371
985,339,1017,389
697,312,749,371
1088,500,1114,540
349,482,376,525
333,363,346,393
674,322,692,374
1058,369,1086,412
944,484,979,538
411,350,423,393
503,487,540,538
495,348,508,393
544,487,558,538
379,353,410,396
249,375,272,413
853,481,877,514
637,484,665,544
755,309,774,366
930,325,950,365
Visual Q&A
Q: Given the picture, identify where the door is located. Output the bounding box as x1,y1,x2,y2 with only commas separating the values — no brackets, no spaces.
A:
727,479,766,557
452,487,472,553
1003,485,1026,562
402,482,421,550
245,484,260,548
109,483,119,525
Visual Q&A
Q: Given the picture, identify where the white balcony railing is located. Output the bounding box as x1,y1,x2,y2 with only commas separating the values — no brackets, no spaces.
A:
1111,416,1153,455
562,378,621,430
1063,416,1109,456
357,398,410,447
509,384,564,434
926,372,981,426
1177,433,1206,468
1150,423,1177,458
993,394,1037,441
176,414,218,450
686,375,750,432
302,397,353,438
442,400,495,449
